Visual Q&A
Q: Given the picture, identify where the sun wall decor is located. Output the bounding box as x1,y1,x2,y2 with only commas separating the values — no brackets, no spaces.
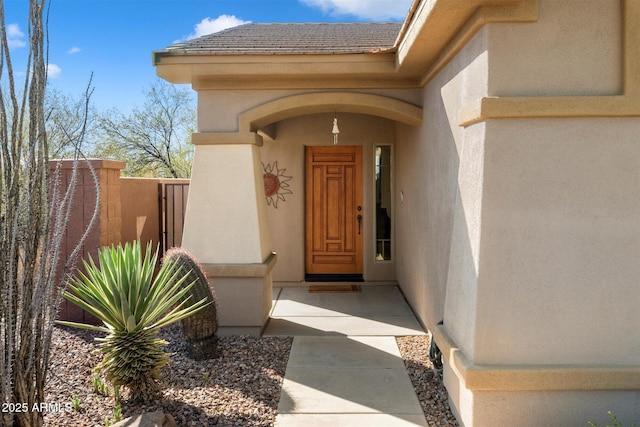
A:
262,161,292,208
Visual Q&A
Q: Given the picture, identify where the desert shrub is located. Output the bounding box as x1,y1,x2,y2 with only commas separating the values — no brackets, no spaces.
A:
58,241,208,401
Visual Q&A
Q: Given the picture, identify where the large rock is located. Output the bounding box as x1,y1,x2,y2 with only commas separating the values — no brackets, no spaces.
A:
111,411,176,427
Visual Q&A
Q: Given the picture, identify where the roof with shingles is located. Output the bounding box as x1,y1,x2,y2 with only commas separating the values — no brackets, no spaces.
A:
167,22,403,55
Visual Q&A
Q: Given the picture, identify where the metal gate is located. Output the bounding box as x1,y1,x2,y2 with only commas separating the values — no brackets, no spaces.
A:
159,182,189,253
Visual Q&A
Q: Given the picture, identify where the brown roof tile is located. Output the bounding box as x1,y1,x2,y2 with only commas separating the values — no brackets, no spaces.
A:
168,23,402,55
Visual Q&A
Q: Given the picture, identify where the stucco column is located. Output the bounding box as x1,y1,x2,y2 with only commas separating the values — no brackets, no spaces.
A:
182,136,276,336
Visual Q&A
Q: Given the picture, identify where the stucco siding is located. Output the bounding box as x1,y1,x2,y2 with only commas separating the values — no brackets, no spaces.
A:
433,0,640,424
183,144,272,264
395,26,490,348
197,89,422,133
487,0,622,97
198,90,300,132
475,117,640,366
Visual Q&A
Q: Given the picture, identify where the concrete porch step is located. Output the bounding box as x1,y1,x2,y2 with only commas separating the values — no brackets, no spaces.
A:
263,285,425,337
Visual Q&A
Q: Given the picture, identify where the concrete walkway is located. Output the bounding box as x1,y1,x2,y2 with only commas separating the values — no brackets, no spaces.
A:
264,285,428,427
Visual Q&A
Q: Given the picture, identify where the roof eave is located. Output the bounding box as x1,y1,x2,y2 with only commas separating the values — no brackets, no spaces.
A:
396,0,538,80
153,51,408,89
154,44,397,58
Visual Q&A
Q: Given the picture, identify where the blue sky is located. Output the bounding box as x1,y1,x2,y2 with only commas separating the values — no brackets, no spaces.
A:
3,0,412,113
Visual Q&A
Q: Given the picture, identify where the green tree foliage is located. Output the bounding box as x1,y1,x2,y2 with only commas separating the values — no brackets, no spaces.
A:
97,80,195,178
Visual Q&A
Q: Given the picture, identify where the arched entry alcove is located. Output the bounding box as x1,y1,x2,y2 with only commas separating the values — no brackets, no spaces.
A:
251,93,422,284
183,91,422,335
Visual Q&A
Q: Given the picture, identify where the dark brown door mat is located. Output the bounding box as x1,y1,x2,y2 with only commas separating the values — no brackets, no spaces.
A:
308,284,362,293
305,274,364,282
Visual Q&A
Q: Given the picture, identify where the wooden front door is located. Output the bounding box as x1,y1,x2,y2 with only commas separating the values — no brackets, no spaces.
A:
305,146,363,275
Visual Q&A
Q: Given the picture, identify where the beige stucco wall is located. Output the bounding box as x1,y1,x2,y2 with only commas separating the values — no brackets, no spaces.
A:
447,383,639,427
487,0,622,97
439,0,639,367
423,0,640,424
198,90,294,132
197,89,421,133
474,117,640,365
395,26,489,339
183,144,272,264
260,112,397,283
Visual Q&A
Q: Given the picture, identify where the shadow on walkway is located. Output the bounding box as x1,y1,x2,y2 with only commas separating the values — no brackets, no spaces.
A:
266,284,429,427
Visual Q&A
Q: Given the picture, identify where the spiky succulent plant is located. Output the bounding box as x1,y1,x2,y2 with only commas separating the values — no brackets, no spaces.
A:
57,241,208,402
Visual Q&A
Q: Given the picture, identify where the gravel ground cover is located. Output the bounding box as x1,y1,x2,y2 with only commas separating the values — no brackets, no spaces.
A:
44,325,292,426
44,326,457,426
397,336,459,426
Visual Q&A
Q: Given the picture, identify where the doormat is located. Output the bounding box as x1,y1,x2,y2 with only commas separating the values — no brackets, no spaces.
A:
308,284,362,293
305,274,364,282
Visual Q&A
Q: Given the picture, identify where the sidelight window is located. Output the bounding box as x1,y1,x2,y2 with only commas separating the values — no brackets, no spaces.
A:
374,145,392,261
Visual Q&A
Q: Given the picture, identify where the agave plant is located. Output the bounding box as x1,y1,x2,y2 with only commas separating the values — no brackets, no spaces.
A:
57,241,208,402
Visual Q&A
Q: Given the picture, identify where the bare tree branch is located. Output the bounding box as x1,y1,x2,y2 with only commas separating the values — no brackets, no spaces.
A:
97,79,195,178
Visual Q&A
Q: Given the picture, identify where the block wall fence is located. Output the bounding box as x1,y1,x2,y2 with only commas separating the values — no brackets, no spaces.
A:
50,159,189,322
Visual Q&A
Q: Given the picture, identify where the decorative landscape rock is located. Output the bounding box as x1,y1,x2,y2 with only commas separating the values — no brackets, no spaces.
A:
163,247,219,360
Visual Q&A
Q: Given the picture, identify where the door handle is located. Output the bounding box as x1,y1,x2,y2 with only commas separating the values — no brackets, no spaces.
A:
357,214,362,235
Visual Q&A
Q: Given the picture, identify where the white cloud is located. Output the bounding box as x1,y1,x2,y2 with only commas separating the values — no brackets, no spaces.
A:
7,23,26,48
180,15,251,42
300,0,412,20
67,46,81,55
47,64,61,79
